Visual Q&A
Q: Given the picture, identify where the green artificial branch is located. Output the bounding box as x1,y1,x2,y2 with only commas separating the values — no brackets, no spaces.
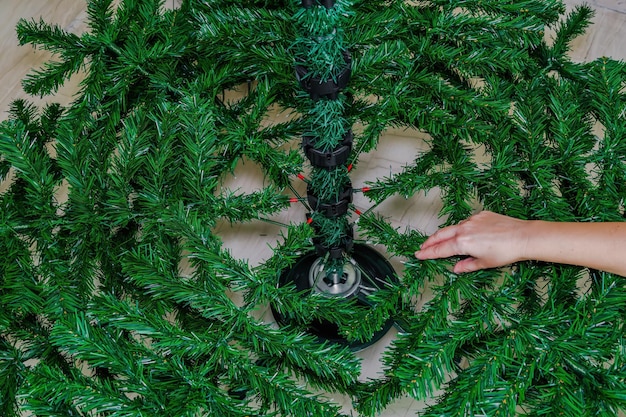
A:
2,0,626,416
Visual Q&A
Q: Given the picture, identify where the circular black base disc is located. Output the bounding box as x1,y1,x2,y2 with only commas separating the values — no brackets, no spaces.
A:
270,244,398,351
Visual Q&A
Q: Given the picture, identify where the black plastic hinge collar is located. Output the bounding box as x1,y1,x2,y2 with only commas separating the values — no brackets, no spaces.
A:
307,219,354,259
302,0,335,9
306,183,353,218
302,129,353,170
295,51,351,101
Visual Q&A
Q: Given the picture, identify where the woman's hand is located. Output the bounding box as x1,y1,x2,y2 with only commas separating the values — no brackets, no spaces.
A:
414,211,531,273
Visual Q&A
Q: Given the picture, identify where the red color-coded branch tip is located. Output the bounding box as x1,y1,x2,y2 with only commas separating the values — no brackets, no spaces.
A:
297,173,306,181
354,209,362,216
347,164,353,172
306,217,314,224
289,197,299,203
361,187,371,193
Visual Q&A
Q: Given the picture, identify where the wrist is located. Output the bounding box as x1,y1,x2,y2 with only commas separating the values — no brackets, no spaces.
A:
518,219,564,264
515,219,538,263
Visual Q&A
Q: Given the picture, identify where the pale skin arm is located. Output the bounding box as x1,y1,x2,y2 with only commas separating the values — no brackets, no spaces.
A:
414,211,626,276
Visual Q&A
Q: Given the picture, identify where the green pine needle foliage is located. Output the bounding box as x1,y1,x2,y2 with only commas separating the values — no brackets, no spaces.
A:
1,0,626,415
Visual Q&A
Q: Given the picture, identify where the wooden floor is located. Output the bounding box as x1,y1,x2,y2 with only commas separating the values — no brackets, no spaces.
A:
2,1,626,416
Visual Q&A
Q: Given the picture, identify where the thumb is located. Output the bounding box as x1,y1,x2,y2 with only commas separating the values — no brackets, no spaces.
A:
452,257,482,274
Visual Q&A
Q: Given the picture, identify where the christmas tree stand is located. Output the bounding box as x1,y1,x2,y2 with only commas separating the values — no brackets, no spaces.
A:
271,244,398,351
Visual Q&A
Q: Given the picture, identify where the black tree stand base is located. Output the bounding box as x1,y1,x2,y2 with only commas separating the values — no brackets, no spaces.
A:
271,244,399,351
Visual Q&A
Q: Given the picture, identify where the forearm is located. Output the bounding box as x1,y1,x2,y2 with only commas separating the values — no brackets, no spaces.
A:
522,220,626,276
415,211,626,275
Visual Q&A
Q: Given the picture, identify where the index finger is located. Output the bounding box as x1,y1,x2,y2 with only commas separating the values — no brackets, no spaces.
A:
415,236,464,260
419,225,460,250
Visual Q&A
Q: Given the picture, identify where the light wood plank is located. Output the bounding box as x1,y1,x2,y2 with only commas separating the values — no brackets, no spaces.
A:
564,0,626,61
592,0,626,13
0,0,87,116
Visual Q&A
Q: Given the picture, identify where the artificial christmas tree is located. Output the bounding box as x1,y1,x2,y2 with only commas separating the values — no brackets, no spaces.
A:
1,0,626,416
